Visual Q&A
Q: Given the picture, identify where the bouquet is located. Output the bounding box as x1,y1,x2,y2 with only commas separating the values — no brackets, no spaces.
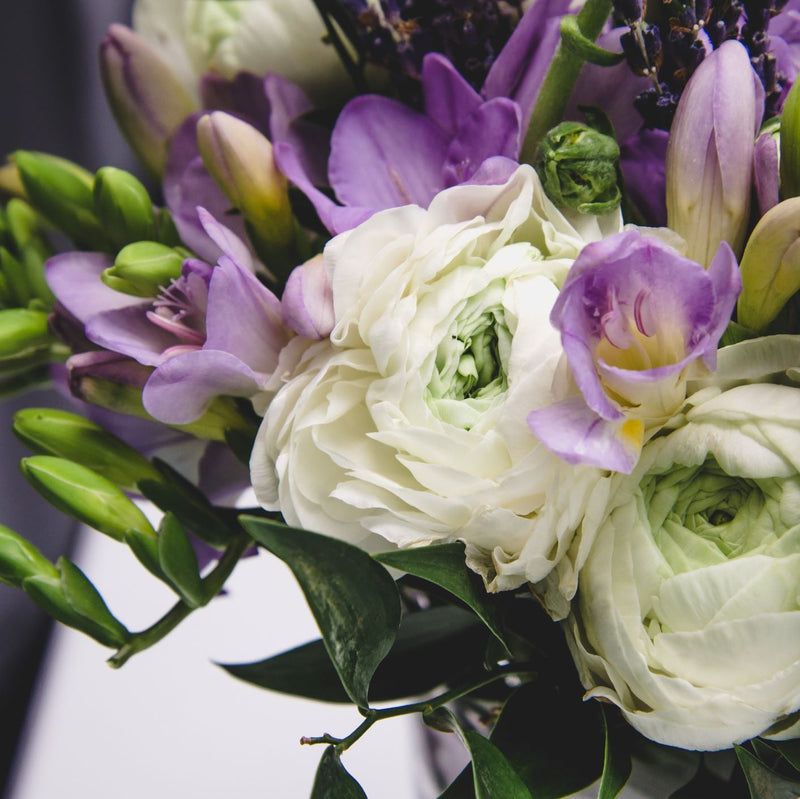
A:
3,0,800,795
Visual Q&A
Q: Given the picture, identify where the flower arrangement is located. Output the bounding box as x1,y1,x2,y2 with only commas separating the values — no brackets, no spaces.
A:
3,0,800,795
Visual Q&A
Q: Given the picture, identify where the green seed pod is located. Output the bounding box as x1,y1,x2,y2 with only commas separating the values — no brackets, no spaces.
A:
535,121,621,215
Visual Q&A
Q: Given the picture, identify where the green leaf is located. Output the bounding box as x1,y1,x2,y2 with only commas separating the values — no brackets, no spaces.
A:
598,708,631,799
426,707,531,799
221,605,487,703
775,739,800,772
375,543,509,650
668,758,740,799
158,513,205,608
310,747,367,799
240,516,401,708
736,744,800,799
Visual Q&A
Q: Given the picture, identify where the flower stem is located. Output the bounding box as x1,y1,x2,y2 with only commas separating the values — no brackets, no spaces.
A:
107,534,252,669
519,0,614,164
300,665,535,753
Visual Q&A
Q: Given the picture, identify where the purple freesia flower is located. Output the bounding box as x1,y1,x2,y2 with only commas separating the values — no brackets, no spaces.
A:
528,230,741,473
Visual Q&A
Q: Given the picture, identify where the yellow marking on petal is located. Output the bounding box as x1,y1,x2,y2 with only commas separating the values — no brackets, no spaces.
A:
621,418,644,449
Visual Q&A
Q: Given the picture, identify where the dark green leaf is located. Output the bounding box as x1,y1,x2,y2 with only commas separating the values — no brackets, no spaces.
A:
669,758,740,799
598,707,631,799
736,744,800,799
124,528,163,580
224,427,257,466
139,458,232,546
222,605,487,703
775,739,800,772
240,516,401,708
375,543,509,650
158,513,205,608
310,747,367,799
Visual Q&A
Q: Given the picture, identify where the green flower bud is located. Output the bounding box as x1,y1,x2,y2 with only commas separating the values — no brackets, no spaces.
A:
0,524,59,587
535,122,621,215
0,247,32,307
93,167,157,248
781,77,800,200
0,309,52,359
738,197,800,331
101,241,186,297
3,199,54,305
13,408,162,491
20,455,157,541
12,152,112,251
0,162,26,200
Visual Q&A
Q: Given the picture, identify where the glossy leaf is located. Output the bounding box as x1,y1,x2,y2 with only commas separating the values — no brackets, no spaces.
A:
598,708,631,799
240,516,401,708
158,513,205,608
310,748,367,799
221,605,487,703
736,745,800,799
375,543,509,650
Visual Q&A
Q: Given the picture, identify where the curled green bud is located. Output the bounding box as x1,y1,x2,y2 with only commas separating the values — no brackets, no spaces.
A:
20,455,157,541
535,121,621,214
0,309,52,359
738,196,800,331
93,167,157,248
0,524,59,587
101,241,186,297
12,152,112,251
13,408,162,491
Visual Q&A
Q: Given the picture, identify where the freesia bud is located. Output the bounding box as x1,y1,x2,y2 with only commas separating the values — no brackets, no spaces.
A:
0,309,52,359
4,199,54,303
781,75,800,200
13,408,161,491
20,455,157,541
666,41,763,266
13,152,111,251
100,24,196,178
0,162,26,199
0,524,59,587
282,254,334,339
535,122,621,214
737,197,800,331
196,112,295,263
101,241,186,297
754,120,780,215
93,167,157,248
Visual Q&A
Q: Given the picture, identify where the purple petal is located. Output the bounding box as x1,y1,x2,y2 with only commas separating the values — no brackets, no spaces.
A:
442,97,522,187
466,156,521,186
143,349,264,424
282,255,334,339
328,95,448,209
528,397,641,473
85,304,179,366
200,71,273,135
274,141,373,234
702,241,742,370
204,256,287,373
619,128,669,227
754,132,780,215
196,207,257,273
46,252,141,323
422,53,482,138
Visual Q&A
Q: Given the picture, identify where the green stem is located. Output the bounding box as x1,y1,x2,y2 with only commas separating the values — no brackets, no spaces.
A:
107,534,251,669
519,0,614,164
300,666,536,753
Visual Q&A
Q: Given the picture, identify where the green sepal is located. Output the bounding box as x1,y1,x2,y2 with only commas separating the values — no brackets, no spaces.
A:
13,407,162,491
310,747,367,799
0,523,60,586
240,516,401,709
58,557,130,645
735,744,800,799
221,605,487,703
158,513,205,608
598,708,631,799
124,527,164,581
20,455,157,541
375,542,510,651
427,707,532,799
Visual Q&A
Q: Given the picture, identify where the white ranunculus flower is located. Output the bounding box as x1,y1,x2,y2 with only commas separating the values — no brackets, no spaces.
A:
565,382,800,750
251,165,622,589
133,0,350,104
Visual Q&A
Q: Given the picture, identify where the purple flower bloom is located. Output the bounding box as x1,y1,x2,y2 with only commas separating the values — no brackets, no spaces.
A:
528,230,741,473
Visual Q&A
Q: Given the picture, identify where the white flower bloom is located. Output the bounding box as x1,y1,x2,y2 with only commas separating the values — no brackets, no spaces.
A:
565,382,800,750
251,165,622,590
132,0,350,104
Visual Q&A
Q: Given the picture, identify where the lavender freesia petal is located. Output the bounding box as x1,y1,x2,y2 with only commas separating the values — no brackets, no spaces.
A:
619,128,669,227
200,71,273,135
702,242,742,370
422,52,483,137
85,303,180,366
754,132,780,215
204,253,287,373
328,95,449,209
282,254,334,340
46,252,143,322
527,397,642,473
443,97,522,187
196,206,257,273
143,348,264,424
